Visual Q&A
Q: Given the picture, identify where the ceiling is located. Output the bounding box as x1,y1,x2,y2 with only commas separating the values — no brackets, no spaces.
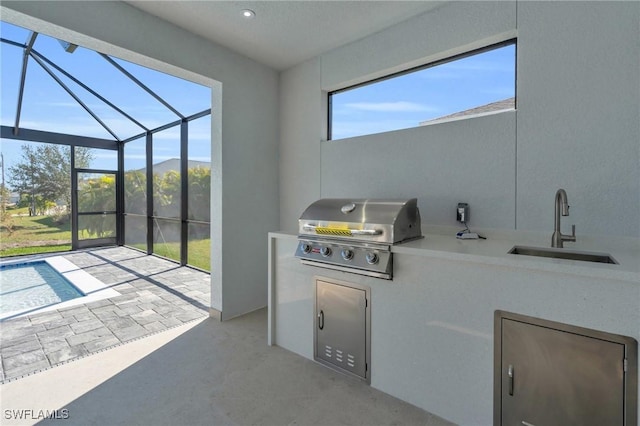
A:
125,1,444,71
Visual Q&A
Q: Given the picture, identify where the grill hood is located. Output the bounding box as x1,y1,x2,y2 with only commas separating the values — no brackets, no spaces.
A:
298,198,422,244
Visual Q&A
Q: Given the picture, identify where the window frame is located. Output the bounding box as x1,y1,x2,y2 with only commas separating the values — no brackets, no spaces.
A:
327,38,517,141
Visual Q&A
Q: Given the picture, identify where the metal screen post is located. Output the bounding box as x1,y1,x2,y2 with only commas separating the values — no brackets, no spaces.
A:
180,120,188,266
117,142,125,246
70,146,78,250
146,132,153,255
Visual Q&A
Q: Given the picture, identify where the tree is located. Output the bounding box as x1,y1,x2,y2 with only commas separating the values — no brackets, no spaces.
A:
7,144,38,215
188,166,210,222
1,152,7,217
124,169,147,214
77,174,116,237
153,169,181,218
8,144,93,215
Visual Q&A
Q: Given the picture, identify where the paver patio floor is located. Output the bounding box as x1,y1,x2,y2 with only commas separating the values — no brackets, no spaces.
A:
0,247,210,382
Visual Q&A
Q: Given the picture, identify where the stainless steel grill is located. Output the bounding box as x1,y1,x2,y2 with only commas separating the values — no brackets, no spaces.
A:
295,198,422,279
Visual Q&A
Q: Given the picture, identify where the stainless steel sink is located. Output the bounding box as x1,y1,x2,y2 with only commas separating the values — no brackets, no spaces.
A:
508,245,618,264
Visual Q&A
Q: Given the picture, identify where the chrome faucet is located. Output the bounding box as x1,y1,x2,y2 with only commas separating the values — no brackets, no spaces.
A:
551,188,576,248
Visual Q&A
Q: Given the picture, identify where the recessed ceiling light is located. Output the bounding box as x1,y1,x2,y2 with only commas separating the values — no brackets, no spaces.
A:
241,9,255,19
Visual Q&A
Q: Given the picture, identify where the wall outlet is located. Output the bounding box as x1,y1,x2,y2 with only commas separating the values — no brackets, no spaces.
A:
457,203,469,223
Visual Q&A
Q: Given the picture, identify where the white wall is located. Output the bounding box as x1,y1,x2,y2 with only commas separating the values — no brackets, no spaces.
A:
321,112,516,228
516,1,640,236
280,1,640,239
279,58,322,234
1,0,280,320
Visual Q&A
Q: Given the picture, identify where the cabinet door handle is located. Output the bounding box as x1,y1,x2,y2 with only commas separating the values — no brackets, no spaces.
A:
318,310,324,330
508,364,514,396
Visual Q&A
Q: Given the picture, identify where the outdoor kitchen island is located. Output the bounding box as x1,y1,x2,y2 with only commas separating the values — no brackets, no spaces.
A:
267,228,640,426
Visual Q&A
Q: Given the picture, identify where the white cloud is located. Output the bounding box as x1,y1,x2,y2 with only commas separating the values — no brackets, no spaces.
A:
18,119,115,139
344,101,437,113
13,113,210,142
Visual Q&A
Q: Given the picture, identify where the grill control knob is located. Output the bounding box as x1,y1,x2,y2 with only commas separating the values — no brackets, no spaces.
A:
301,243,312,254
341,249,354,261
365,252,379,265
320,246,332,257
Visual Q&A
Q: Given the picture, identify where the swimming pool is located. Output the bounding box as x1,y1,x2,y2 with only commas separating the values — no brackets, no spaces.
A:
1,261,83,314
0,256,120,320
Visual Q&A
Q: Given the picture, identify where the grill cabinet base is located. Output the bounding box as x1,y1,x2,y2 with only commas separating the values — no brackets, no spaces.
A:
314,277,371,383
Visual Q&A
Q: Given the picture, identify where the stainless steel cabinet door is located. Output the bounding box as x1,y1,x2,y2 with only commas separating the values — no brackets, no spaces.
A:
316,279,368,379
501,318,625,426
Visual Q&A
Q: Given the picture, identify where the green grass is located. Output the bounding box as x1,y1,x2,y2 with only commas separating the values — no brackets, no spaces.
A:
187,239,211,271
153,239,211,271
129,239,211,271
0,244,72,257
1,207,71,240
1,206,210,270
1,206,72,257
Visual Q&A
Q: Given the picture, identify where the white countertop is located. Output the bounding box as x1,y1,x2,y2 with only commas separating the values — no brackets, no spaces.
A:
269,227,639,425
269,226,640,283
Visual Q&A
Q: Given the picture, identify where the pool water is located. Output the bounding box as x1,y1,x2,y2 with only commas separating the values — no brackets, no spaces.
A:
0,261,84,314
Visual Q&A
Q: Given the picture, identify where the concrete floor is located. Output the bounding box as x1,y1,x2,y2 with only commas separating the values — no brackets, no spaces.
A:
1,247,210,382
0,309,455,426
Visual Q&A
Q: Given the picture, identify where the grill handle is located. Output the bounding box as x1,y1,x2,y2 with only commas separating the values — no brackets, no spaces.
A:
303,224,382,236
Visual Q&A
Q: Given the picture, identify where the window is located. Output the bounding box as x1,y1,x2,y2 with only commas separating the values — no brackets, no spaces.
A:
329,41,516,140
1,20,212,265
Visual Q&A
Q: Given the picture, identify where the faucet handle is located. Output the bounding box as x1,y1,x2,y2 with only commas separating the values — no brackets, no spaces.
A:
565,224,577,242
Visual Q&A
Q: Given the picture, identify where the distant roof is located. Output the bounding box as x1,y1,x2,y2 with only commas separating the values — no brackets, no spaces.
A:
135,158,210,174
420,97,515,126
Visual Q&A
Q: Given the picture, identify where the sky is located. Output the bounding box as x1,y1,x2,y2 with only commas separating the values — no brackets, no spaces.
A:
0,20,212,175
1,20,515,175
330,44,515,140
